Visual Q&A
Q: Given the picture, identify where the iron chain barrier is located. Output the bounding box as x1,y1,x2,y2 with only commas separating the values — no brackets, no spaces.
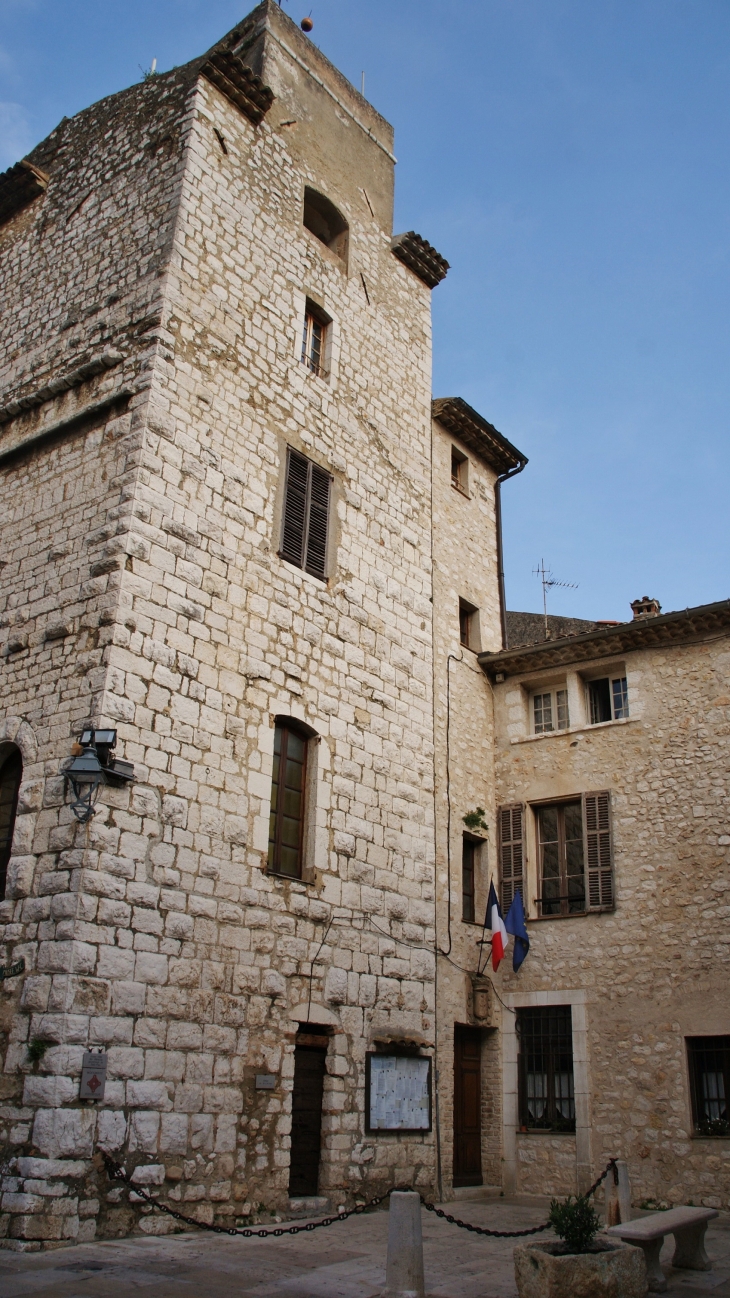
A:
101,1152,617,1241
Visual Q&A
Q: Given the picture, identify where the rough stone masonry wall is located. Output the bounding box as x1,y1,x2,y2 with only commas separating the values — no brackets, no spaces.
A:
0,7,439,1245
430,418,504,1195
0,63,205,1250
492,637,730,1207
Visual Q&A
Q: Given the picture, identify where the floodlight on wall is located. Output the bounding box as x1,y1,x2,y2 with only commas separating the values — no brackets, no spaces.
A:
66,728,134,824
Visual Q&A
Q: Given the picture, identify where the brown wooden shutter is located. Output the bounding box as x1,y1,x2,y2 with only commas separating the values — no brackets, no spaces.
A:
583,790,613,910
498,804,524,913
281,449,309,568
305,463,331,580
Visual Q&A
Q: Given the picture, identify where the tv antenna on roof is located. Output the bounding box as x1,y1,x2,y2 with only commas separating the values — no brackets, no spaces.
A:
533,559,578,640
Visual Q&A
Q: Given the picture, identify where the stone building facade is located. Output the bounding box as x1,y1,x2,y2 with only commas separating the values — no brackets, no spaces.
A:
0,1,445,1246
0,0,728,1253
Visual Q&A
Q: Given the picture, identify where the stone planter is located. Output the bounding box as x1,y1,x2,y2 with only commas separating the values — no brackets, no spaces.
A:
514,1238,647,1298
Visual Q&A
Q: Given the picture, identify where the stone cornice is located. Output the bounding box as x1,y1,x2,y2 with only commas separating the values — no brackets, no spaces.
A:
391,232,449,289
199,51,274,125
478,599,730,678
432,397,527,475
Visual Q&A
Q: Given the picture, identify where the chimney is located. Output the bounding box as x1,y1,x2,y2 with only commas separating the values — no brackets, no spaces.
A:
631,596,661,620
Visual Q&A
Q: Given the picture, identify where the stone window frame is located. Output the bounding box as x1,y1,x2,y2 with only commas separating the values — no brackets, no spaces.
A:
451,445,469,496
459,598,480,652
501,988,591,1195
256,707,329,888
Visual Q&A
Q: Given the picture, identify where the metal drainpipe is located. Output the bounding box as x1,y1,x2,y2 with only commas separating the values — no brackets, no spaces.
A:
495,458,528,649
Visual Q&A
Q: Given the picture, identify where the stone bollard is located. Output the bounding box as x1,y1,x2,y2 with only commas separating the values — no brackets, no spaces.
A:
384,1190,425,1298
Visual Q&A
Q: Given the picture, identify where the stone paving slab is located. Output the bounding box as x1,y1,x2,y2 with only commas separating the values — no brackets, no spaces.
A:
0,1201,728,1298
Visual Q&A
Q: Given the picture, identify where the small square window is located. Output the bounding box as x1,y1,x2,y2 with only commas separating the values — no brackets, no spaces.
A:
451,447,468,494
459,599,478,650
532,688,569,734
588,676,629,724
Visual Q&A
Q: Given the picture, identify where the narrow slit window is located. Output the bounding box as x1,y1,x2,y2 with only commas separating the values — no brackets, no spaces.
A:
301,305,328,378
280,448,332,581
0,747,22,900
459,600,478,650
451,448,467,493
268,722,308,879
462,837,476,923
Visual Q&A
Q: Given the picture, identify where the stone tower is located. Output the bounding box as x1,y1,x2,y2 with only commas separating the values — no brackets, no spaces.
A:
0,1,449,1244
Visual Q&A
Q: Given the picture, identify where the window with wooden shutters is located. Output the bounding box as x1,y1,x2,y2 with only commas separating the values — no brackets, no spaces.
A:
498,804,524,914
280,448,332,581
268,722,309,879
583,790,613,911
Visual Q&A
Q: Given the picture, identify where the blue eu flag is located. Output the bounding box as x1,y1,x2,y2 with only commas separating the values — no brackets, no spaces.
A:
504,890,530,972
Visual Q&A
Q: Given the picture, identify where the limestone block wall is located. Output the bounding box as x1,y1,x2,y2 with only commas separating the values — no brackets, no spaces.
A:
492,637,730,1207
0,2,440,1246
430,416,504,1195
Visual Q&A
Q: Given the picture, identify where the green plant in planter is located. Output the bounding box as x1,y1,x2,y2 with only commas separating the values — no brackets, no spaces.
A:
548,1194,602,1254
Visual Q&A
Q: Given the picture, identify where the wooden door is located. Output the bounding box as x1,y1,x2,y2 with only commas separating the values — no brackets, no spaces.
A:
288,1045,327,1197
453,1026,482,1187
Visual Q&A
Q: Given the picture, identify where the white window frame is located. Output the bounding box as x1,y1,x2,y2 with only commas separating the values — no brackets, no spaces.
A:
530,686,570,735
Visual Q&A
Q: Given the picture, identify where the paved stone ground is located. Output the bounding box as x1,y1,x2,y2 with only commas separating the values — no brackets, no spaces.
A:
1,1198,729,1297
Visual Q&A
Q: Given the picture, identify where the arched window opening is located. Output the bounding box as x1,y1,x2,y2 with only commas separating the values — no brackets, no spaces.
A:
303,187,348,262
0,746,23,899
268,720,315,879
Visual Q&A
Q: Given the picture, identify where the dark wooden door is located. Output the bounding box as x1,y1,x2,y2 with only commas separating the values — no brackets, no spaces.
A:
289,1046,327,1197
453,1026,482,1187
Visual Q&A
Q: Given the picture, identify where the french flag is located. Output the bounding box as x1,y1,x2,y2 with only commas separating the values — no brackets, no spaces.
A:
487,880,509,971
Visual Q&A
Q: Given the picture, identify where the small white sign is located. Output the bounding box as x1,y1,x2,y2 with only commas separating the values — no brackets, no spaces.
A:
367,1055,431,1131
79,1051,107,1101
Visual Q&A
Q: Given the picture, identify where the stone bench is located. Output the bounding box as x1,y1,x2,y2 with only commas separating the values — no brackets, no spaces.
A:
607,1206,718,1293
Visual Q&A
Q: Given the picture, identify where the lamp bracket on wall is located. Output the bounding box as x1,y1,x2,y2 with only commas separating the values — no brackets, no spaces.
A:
65,728,134,824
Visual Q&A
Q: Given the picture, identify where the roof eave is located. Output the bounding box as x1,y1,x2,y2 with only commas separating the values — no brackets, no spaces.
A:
432,396,527,475
479,599,730,677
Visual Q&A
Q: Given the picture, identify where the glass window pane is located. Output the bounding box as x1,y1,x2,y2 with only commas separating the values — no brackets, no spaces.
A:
612,677,629,719
556,689,569,729
589,678,612,724
534,693,553,734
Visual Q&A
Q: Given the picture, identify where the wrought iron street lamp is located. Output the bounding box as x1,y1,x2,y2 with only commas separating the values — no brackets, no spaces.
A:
65,729,134,824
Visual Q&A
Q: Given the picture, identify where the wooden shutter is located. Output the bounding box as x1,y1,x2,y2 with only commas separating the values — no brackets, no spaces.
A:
498,804,524,913
281,449,309,568
305,463,331,580
583,791,613,911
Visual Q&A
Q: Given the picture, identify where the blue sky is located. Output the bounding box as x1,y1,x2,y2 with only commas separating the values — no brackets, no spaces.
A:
2,0,729,621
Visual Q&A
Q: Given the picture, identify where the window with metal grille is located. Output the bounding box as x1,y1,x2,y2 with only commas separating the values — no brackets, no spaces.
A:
301,304,329,378
687,1037,730,1137
517,1006,575,1132
533,791,613,917
587,675,629,724
0,747,22,900
280,448,332,581
462,837,476,923
532,688,569,734
268,722,309,879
